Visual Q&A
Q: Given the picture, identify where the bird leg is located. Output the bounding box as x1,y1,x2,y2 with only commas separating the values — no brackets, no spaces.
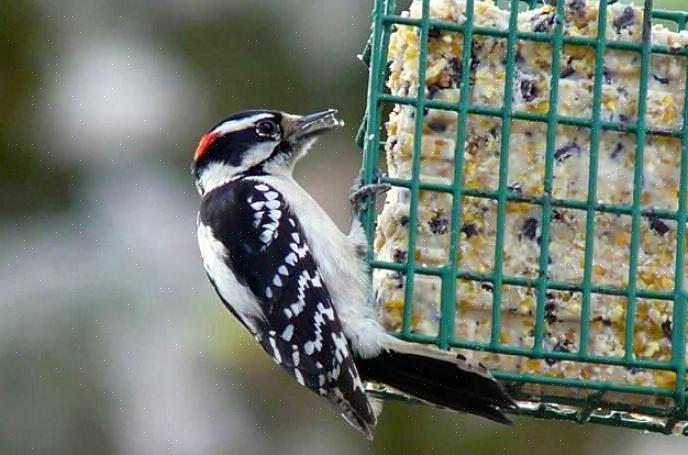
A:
349,170,391,219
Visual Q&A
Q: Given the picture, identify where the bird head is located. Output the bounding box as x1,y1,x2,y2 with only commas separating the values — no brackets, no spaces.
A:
192,109,344,195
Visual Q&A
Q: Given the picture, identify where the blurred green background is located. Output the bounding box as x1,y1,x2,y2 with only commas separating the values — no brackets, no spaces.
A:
1,0,686,453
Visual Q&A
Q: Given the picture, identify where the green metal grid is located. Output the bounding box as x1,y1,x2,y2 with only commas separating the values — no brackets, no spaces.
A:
357,0,688,434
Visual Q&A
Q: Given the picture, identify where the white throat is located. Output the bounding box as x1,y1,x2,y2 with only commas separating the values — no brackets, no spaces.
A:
196,139,316,195
196,161,242,195
262,138,316,176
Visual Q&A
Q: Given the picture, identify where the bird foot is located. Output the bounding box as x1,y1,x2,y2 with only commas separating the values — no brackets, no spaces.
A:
349,172,391,218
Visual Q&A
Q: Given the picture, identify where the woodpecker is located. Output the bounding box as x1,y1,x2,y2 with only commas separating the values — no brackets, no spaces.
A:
192,108,516,439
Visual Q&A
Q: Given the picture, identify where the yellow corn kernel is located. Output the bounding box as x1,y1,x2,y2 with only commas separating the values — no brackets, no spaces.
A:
525,359,543,373
527,100,550,113
613,231,629,246
593,264,606,277
385,299,404,311
655,371,676,389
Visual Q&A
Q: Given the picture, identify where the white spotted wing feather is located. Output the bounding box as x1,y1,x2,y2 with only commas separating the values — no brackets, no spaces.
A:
197,179,376,437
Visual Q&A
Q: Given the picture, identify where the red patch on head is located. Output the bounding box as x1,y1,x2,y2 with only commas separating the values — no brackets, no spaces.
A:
193,132,219,162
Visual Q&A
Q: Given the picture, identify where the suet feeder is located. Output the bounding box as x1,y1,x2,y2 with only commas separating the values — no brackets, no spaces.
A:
357,0,688,435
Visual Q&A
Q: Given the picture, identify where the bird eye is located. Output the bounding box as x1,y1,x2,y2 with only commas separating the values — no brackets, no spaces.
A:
256,119,279,138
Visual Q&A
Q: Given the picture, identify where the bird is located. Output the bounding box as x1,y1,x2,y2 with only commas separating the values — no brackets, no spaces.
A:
191,108,516,439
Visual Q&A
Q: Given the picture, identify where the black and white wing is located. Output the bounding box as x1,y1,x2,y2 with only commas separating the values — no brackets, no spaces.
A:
198,178,376,437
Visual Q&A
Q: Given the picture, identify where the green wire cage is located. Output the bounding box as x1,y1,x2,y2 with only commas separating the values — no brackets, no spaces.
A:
357,0,688,435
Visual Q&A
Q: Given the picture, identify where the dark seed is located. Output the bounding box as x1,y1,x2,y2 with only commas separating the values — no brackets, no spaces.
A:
610,142,624,159
461,222,478,239
534,13,556,33
662,319,673,338
554,142,581,163
521,217,539,241
507,182,523,193
613,6,636,34
401,82,411,96
470,53,480,71
602,66,613,84
428,85,442,99
619,114,631,123
427,120,447,133
546,339,573,364
628,367,642,374
449,57,460,72
394,271,405,289
449,58,462,87
553,341,571,354
552,210,564,222
648,216,670,235
428,27,442,39
481,283,494,292
520,79,538,102
570,0,586,11
515,49,525,64
385,61,392,76
468,52,479,86
545,301,558,325
560,65,575,79
393,249,407,263
400,215,409,226
429,216,449,235
653,73,670,84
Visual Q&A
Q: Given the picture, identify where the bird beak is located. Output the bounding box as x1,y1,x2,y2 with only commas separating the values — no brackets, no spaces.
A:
282,109,344,142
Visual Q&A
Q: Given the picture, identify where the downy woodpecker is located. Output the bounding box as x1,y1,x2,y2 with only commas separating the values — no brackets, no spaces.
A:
192,109,515,439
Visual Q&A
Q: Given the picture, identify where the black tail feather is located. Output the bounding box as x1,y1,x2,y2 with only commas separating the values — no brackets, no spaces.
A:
356,349,516,425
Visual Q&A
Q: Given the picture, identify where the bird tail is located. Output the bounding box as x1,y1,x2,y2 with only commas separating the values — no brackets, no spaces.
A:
335,394,383,441
355,340,517,424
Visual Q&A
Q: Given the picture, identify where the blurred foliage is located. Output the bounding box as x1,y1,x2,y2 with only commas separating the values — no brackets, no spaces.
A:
651,0,685,11
0,298,116,454
161,10,368,173
0,1,75,215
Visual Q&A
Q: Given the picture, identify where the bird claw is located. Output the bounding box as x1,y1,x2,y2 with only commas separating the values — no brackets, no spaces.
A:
349,172,391,218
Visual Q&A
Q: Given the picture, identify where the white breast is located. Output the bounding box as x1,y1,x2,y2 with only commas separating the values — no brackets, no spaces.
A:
197,222,263,331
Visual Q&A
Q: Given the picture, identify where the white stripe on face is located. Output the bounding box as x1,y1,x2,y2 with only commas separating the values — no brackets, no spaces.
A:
240,141,278,168
212,113,274,136
196,142,278,195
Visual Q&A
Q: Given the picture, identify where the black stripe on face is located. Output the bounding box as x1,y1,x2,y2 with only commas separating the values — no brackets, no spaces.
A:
193,111,283,175
211,129,272,167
